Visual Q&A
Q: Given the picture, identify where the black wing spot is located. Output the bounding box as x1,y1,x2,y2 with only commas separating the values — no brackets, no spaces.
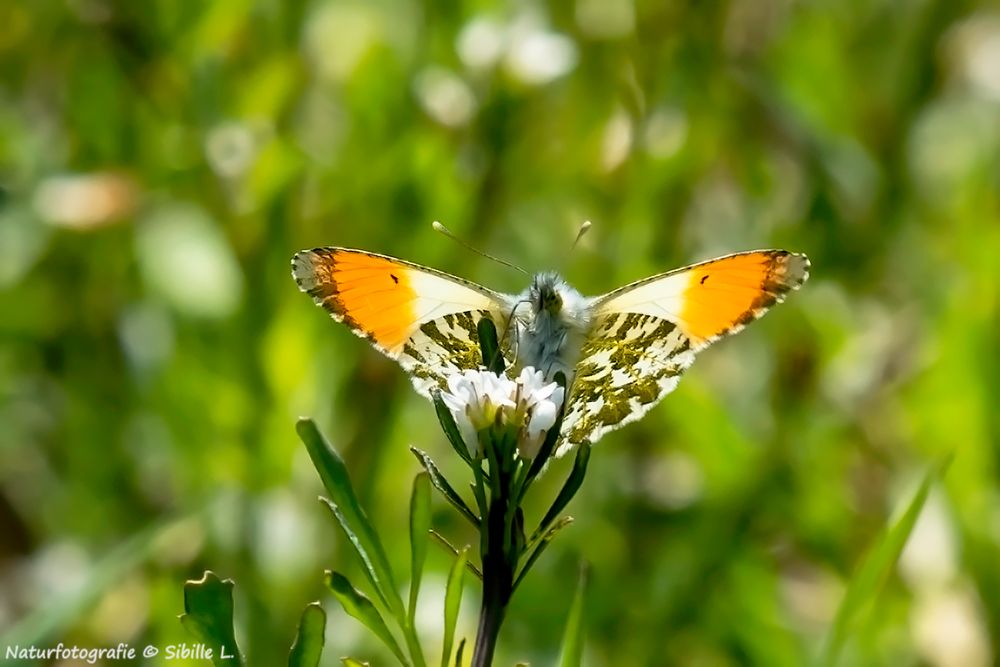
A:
390,274,399,284
700,275,709,285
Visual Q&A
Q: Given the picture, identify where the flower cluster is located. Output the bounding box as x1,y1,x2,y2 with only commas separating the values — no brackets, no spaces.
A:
440,367,565,460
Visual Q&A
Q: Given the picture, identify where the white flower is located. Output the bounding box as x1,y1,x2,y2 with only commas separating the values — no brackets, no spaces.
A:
440,367,565,460
441,369,516,457
515,367,565,459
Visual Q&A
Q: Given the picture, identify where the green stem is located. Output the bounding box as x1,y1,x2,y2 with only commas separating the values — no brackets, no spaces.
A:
471,584,507,667
404,623,427,667
471,494,515,667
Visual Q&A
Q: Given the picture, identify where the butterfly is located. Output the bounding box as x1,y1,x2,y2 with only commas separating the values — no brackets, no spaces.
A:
292,246,809,454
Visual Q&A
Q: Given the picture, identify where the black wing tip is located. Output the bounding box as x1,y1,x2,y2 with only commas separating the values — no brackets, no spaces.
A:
291,247,332,262
291,248,322,290
786,252,810,287
767,250,810,290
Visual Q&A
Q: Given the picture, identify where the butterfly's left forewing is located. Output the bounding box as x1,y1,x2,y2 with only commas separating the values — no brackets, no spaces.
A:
560,250,809,450
292,247,514,396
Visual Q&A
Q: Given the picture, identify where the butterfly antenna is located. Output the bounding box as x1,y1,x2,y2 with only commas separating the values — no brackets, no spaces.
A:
433,221,529,276
496,302,528,367
559,220,592,273
571,220,592,252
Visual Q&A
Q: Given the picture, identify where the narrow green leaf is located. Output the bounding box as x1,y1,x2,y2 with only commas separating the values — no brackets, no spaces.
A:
483,429,503,498
454,639,466,667
179,571,243,667
558,564,588,667
408,472,432,627
477,317,505,374
432,392,476,468
430,530,484,581
470,478,488,521
321,498,391,611
411,447,479,526
513,506,526,559
404,476,430,667
288,602,326,667
820,457,952,667
341,659,370,667
298,419,405,621
514,517,574,592
532,443,591,543
325,571,410,667
441,546,469,667
404,629,427,667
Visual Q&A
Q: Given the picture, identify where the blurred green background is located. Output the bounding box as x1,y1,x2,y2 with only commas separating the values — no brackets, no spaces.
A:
1,0,998,665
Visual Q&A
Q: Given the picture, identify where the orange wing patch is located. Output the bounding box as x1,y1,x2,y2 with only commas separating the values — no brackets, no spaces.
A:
678,250,809,344
292,248,418,352
293,246,508,396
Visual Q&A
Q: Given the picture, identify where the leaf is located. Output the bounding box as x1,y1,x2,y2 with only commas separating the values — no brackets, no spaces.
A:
298,419,405,621
470,478,488,522
514,517,574,592
288,602,326,667
441,546,469,667
532,443,591,543
179,571,243,667
454,639,466,667
341,659,370,667
820,457,952,667
411,447,479,526
558,564,588,667
408,472,432,626
432,391,476,468
320,498,391,612
429,530,484,581
476,317,505,374
404,475,430,667
325,571,409,667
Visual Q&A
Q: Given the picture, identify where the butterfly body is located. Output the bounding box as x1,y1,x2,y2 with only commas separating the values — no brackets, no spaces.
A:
510,272,591,382
292,246,809,452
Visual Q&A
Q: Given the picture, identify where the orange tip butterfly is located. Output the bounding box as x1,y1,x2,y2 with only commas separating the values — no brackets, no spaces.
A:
292,245,809,454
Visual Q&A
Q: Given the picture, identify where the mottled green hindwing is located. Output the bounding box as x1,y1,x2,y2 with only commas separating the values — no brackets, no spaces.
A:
558,312,695,454
400,310,514,396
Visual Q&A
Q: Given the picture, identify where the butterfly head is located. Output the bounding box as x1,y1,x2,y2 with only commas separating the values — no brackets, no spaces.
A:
530,272,568,316
524,272,590,329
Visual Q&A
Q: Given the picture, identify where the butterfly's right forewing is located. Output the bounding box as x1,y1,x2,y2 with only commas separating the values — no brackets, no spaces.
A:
292,247,515,397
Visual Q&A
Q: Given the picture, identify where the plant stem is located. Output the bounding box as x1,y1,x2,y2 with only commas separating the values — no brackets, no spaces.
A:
471,585,507,667
471,489,515,666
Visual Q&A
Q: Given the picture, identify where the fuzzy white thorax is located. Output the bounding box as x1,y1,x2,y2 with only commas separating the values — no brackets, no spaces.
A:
507,272,592,383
